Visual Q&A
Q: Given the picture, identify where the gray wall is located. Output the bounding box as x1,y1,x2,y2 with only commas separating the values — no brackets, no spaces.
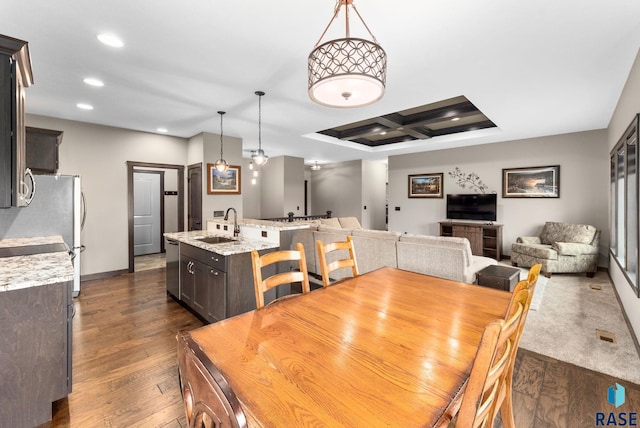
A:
259,157,284,218
26,114,188,276
241,158,262,219
361,160,387,230
608,47,640,343
283,156,304,217
311,160,363,220
257,156,305,219
202,132,244,221
388,129,609,264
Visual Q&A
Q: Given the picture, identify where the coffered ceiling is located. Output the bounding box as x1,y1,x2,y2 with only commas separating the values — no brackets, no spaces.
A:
318,96,496,148
2,1,640,166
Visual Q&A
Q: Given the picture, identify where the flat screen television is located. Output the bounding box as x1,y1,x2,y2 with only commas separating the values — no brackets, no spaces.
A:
446,193,497,222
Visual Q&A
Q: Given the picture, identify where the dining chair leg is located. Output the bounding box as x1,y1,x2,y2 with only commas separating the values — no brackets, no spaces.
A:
499,376,517,428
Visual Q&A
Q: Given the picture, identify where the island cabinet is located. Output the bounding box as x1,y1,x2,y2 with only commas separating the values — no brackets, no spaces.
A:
179,243,270,323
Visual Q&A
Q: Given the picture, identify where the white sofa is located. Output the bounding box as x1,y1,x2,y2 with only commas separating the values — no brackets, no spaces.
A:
291,217,497,284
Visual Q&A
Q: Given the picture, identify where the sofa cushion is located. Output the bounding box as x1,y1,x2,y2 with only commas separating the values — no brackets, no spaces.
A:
317,224,351,234
397,242,466,282
512,242,558,260
338,217,362,229
352,229,401,241
319,217,342,228
552,242,599,256
400,234,472,267
350,235,398,274
539,222,597,245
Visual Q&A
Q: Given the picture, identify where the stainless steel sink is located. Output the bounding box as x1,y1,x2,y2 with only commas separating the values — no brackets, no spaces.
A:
194,236,236,244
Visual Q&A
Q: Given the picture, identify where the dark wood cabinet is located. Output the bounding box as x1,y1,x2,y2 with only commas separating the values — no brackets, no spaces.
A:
0,280,72,427
440,221,503,261
178,243,268,323
26,126,63,173
0,35,33,208
206,267,226,323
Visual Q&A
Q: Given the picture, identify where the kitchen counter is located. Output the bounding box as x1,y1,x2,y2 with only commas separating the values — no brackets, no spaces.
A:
208,217,316,231
164,230,280,255
0,236,74,292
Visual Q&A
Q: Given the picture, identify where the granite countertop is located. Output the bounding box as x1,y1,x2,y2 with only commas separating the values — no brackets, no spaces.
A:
0,236,74,292
208,218,315,231
164,230,280,256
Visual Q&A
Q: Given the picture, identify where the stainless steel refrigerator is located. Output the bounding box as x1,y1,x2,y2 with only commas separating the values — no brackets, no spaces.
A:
0,174,84,296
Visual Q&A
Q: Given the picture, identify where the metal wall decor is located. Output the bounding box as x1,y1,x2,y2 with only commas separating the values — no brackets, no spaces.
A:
308,0,387,108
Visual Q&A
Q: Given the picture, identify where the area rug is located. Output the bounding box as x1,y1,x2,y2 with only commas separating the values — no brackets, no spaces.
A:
518,272,640,385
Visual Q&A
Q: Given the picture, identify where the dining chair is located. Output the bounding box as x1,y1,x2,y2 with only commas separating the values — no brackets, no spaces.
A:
316,236,359,287
177,330,248,428
527,263,542,286
455,288,528,428
488,285,533,427
251,243,311,309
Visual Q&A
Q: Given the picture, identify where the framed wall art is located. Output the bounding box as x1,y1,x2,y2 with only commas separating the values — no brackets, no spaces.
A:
408,173,443,198
207,164,241,195
502,165,559,198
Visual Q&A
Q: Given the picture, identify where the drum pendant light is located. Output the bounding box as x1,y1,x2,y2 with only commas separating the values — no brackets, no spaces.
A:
308,0,387,108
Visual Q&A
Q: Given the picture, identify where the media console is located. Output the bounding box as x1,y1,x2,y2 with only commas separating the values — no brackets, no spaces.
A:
439,221,503,261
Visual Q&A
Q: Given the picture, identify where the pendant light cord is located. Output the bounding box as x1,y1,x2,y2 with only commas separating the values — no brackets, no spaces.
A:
313,0,378,48
258,93,262,151
219,111,224,158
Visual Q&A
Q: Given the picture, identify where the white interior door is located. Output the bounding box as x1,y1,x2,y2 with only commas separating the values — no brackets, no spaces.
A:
134,172,161,255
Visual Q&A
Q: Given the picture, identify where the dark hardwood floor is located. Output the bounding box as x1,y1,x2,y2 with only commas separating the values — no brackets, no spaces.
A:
42,268,638,427
43,268,203,427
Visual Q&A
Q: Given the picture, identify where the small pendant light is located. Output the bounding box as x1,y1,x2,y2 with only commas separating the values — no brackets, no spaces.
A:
251,91,269,166
214,111,229,173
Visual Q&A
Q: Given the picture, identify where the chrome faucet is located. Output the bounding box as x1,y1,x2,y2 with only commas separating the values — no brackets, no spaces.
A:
223,207,240,237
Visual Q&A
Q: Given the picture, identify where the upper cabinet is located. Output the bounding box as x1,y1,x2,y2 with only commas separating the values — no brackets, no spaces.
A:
26,127,63,174
0,34,33,208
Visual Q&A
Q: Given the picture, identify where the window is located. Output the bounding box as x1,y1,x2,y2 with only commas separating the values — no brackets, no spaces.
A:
610,114,640,296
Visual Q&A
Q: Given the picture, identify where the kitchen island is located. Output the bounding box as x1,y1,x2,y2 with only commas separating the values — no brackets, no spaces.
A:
0,235,74,428
165,219,313,323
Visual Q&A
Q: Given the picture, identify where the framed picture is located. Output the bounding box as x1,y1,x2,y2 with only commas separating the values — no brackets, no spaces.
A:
502,165,560,198
408,173,444,198
207,164,241,195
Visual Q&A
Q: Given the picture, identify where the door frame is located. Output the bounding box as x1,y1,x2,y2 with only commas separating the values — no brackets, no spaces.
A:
187,162,203,231
133,169,165,256
127,161,185,273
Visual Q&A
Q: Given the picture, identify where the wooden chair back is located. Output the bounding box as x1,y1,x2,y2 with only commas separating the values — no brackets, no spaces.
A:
456,288,528,428
454,319,505,428
251,243,311,309
488,285,532,427
177,330,247,428
527,263,542,287
316,236,359,287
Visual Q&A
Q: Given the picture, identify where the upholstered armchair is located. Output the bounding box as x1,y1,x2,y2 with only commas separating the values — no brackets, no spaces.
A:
511,222,600,277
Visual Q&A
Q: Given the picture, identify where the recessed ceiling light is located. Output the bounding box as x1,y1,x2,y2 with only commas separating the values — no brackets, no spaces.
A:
97,33,124,48
83,77,104,87
380,131,387,135
77,103,94,110
157,128,168,133
451,117,460,121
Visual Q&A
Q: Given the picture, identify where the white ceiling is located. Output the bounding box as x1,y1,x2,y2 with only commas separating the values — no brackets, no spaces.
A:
3,0,640,165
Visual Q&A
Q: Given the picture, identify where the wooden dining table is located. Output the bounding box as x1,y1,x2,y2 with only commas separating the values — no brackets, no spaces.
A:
179,267,512,427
